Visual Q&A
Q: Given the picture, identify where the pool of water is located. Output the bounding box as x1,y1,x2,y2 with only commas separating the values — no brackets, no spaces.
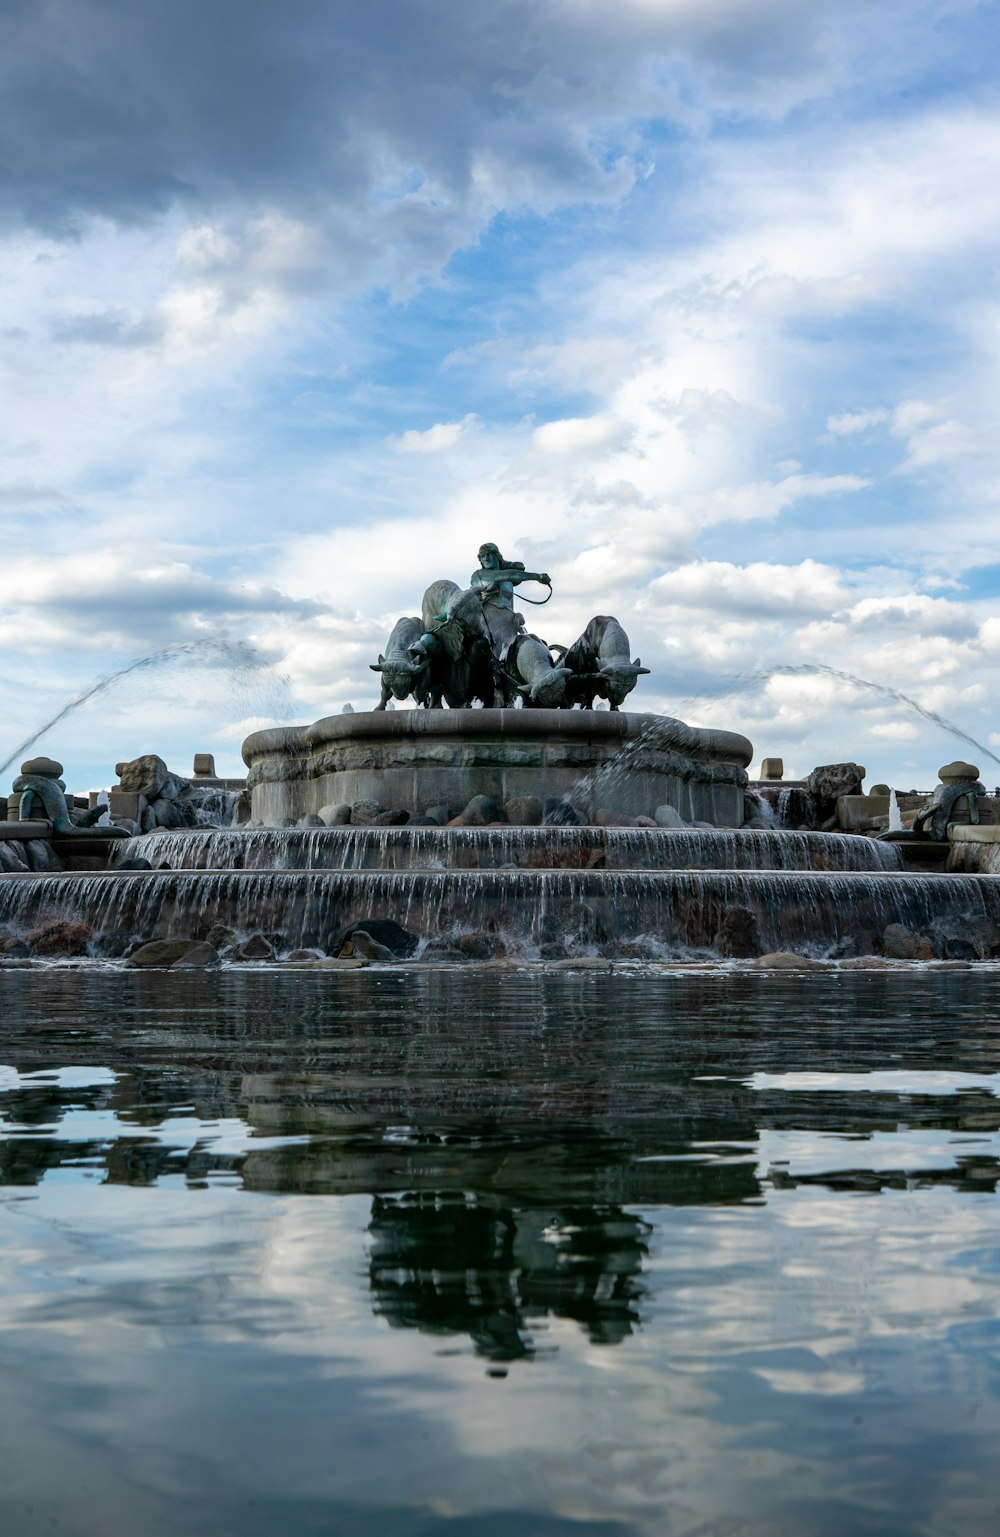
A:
1,967,999,1536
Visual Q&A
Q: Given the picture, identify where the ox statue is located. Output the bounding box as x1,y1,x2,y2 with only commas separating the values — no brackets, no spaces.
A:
503,633,573,708
370,616,432,710
408,581,500,708
562,616,649,711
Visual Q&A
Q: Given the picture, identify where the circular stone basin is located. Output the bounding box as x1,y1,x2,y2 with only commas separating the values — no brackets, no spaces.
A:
242,709,753,827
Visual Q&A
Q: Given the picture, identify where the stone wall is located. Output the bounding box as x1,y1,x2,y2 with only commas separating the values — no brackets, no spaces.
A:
242,710,753,827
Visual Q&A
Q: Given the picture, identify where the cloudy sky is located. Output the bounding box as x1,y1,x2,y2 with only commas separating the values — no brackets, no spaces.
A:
3,0,1000,790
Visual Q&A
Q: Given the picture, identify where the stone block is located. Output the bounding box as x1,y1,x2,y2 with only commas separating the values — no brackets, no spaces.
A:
949,824,1000,843
193,753,216,777
460,745,543,768
545,745,604,768
109,790,146,822
760,758,784,780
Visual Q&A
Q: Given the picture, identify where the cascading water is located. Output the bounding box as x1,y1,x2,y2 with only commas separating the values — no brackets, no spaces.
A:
113,824,906,875
0,863,994,960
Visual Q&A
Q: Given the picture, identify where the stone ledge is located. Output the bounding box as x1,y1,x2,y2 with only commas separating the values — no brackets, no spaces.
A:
0,821,52,840
950,825,1000,843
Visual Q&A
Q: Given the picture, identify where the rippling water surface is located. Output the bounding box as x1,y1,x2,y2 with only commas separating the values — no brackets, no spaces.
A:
1,967,999,1536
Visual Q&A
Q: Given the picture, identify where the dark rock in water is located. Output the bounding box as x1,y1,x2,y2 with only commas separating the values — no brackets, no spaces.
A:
340,929,399,962
25,840,62,873
126,939,208,968
755,952,823,969
452,932,508,960
171,943,220,969
351,800,384,826
116,857,153,871
318,802,351,826
461,795,506,826
24,919,91,957
334,918,419,958
1,939,30,958
407,816,438,826
0,842,28,873
543,797,584,827
940,936,977,961
634,815,657,828
237,933,277,961
424,804,451,826
595,809,635,827
373,809,410,826
420,944,468,963
717,906,762,959
150,798,186,830
576,899,616,945
285,947,325,961
298,813,326,827
205,924,236,951
505,796,543,826
882,922,926,960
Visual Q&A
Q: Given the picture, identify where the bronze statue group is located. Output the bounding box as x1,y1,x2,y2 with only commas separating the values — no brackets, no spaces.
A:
372,543,648,711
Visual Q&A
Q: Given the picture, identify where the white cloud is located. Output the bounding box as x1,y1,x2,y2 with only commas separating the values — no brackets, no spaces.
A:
826,407,889,435
390,415,478,453
532,413,630,455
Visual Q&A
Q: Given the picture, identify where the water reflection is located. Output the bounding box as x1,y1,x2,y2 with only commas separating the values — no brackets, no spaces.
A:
1,968,1000,1535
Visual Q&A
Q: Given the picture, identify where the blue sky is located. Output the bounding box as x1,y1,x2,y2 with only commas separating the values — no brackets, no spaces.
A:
2,0,1000,791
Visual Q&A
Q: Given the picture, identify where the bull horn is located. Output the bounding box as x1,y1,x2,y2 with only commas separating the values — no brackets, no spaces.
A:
370,663,384,672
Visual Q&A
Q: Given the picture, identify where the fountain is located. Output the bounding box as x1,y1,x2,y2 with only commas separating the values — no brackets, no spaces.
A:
1,547,999,965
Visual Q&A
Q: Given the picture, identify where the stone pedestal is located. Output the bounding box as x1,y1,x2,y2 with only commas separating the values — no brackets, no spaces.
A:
243,710,753,827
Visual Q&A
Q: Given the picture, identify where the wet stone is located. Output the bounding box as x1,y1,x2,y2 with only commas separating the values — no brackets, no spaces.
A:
461,795,506,826
318,803,351,826
236,933,278,961
340,930,399,962
171,943,221,969
451,932,508,961
505,796,543,826
333,918,419,959
24,919,91,957
126,939,209,968
717,906,762,960
754,952,824,969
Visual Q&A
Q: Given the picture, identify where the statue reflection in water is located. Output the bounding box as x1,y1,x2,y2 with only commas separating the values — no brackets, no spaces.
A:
367,1191,652,1362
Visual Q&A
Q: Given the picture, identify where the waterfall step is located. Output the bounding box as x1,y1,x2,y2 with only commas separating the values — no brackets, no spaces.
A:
1,866,996,959
115,826,906,875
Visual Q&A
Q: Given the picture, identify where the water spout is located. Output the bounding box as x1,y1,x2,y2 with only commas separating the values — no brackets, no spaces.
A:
0,639,289,778
888,789,903,833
